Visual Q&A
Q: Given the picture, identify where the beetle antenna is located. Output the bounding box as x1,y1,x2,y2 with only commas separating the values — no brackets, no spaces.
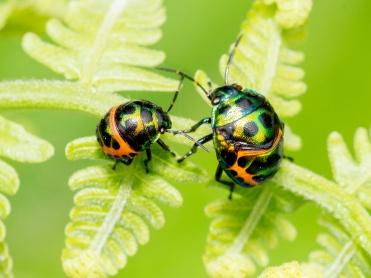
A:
166,74,185,112
156,67,211,100
224,34,243,85
166,130,209,152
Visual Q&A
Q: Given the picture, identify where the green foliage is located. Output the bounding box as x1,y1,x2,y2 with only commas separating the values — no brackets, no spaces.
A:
22,0,178,92
260,128,371,277
0,0,369,277
62,136,207,277
0,115,54,277
204,186,301,277
273,129,371,258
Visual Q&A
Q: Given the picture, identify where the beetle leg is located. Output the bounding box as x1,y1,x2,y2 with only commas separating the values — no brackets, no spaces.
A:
214,163,235,200
172,117,211,134
166,74,185,113
157,139,176,157
144,148,152,173
283,155,294,162
177,133,213,163
112,161,119,170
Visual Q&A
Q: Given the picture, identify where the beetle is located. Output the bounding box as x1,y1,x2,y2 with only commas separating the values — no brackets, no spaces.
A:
158,36,285,198
96,80,206,172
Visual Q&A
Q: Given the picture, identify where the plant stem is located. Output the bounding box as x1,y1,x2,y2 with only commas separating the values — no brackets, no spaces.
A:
227,188,272,254
324,241,355,278
90,163,135,254
0,80,126,117
81,0,131,87
273,160,371,257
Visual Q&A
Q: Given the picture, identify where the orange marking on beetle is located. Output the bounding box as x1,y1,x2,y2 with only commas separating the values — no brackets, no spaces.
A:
227,128,283,186
104,106,138,158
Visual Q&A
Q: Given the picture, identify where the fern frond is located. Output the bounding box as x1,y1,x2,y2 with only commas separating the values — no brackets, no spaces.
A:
273,128,371,261
204,186,301,277
63,136,209,277
22,0,178,92
195,0,312,151
303,215,371,278
297,128,371,277
0,115,54,277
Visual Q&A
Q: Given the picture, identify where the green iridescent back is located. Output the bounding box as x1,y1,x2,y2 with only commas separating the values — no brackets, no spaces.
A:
210,86,284,187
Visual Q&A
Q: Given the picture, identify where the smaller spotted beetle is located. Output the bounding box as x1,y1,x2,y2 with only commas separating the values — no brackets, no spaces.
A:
160,36,286,198
96,83,205,171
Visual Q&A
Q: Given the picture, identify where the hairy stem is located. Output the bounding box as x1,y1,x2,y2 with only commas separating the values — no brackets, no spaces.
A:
258,20,281,96
0,80,126,116
324,241,355,278
81,0,130,86
90,165,135,254
227,188,272,254
273,160,371,256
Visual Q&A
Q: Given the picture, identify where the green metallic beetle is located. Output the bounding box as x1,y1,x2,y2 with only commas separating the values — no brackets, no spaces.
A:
159,36,285,198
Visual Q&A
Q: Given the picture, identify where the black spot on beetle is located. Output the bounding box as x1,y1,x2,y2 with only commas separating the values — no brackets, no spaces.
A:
119,104,136,115
229,169,238,176
252,175,266,183
125,118,138,134
248,158,266,174
141,109,153,124
135,131,149,147
237,156,248,168
244,122,258,137
223,151,237,166
259,112,273,128
267,154,281,166
112,139,120,150
236,97,251,109
146,125,157,137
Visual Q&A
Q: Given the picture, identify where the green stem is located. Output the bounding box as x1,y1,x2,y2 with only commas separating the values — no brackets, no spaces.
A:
227,188,272,254
81,0,130,86
273,160,371,257
0,80,127,117
90,163,135,254
324,241,355,278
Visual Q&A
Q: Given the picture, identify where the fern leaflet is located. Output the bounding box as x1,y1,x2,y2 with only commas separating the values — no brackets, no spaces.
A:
259,128,371,277
301,128,371,277
0,115,54,277
204,185,301,277
62,136,208,277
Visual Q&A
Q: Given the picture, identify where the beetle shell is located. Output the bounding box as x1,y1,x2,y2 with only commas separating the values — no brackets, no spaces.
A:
212,86,284,187
96,100,171,162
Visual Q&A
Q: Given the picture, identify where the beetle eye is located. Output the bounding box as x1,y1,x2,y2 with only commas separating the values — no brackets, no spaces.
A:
212,97,220,105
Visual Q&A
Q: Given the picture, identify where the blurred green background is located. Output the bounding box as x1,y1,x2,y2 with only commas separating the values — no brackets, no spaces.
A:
0,0,370,277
